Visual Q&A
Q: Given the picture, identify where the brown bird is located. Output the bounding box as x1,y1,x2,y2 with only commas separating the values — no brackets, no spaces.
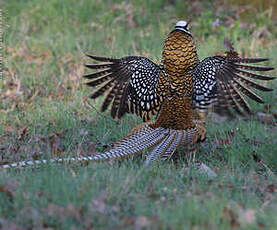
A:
82,20,274,166
0,21,275,169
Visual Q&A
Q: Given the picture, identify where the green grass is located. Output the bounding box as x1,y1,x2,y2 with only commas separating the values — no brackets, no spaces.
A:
1,0,277,229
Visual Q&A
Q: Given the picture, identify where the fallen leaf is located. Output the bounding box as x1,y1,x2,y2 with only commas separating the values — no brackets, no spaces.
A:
44,203,81,220
18,127,29,141
257,112,275,125
48,131,66,155
222,206,240,228
213,137,231,146
253,26,271,39
0,219,24,230
57,84,66,98
0,186,13,201
122,216,135,227
84,143,97,155
135,216,151,230
266,184,275,193
197,163,217,179
258,222,266,228
251,151,262,163
90,199,106,214
239,209,256,225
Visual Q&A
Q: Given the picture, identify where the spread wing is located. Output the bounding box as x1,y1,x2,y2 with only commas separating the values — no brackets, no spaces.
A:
193,54,275,116
84,55,166,121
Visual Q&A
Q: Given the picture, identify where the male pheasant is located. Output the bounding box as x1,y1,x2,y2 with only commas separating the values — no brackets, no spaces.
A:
1,21,275,169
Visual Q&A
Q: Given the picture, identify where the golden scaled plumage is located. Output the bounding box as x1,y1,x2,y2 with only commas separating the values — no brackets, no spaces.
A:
151,29,200,131
150,95,197,130
162,30,199,96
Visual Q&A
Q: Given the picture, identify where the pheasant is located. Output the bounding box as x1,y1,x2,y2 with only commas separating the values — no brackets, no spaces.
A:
1,21,275,169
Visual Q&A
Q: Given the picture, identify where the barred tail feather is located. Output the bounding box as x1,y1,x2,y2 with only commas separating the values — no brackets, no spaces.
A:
161,130,183,161
145,131,176,167
95,126,168,159
0,156,97,169
145,126,201,166
0,124,205,169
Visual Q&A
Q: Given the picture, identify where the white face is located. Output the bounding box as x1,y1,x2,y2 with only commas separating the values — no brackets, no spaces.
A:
174,20,191,34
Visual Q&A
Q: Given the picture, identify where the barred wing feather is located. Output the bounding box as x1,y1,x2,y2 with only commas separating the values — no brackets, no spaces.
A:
193,55,275,116
84,55,165,121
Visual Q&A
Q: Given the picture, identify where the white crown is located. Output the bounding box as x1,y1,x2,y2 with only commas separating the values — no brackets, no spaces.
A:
174,20,190,34
175,21,188,27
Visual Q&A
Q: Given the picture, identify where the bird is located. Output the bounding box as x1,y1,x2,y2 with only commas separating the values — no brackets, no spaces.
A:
0,21,275,169
82,20,275,166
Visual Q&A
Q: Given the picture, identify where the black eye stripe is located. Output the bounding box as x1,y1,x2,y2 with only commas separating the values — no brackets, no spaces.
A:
175,26,188,30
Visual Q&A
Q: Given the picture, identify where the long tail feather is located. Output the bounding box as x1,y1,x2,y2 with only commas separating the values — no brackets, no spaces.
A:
161,130,183,161
145,126,201,166
100,126,167,158
145,131,175,167
0,156,96,169
0,124,205,169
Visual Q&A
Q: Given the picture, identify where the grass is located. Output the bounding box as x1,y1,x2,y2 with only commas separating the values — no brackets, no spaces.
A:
1,0,277,229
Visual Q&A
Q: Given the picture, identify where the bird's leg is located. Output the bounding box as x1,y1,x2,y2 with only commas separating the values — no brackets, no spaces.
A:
195,123,206,143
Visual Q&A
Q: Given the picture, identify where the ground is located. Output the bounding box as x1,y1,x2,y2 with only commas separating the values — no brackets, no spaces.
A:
0,0,277,229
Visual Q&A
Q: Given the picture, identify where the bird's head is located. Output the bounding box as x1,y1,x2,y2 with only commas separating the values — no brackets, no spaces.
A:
174,20,191,35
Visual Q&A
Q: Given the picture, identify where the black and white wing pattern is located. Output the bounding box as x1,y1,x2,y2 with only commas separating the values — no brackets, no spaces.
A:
84,55,166,121
193,55,275,116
